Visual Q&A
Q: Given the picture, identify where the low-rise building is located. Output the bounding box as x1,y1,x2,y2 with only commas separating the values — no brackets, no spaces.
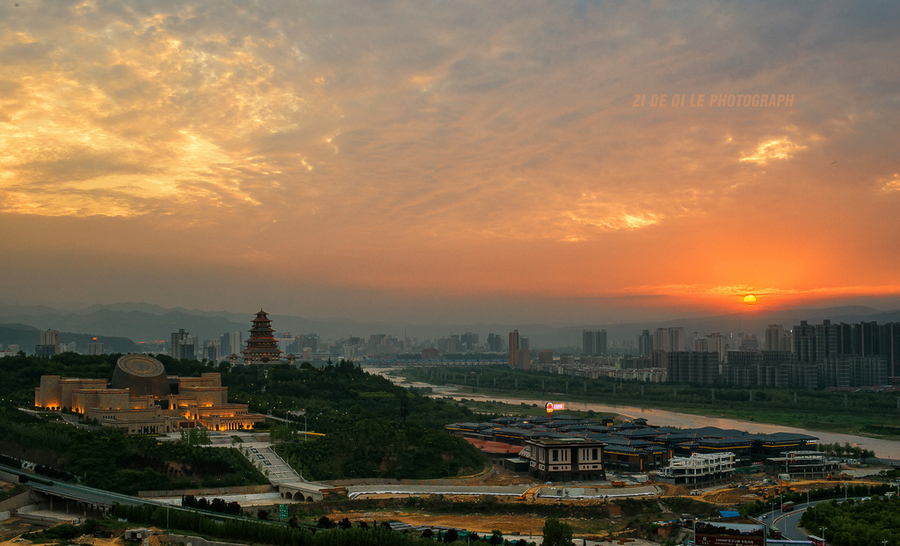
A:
657,452,735,486
767,450,840,479
521,437,606,482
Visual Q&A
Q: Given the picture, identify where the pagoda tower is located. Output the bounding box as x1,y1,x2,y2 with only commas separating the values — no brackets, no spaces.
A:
242,309,283,364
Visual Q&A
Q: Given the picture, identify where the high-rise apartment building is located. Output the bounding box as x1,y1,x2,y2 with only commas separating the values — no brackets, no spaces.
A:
885,323,900,378
792,321,817,362
508,330,519,369
516,348,532,371
707,333,726,362
653,327,684,352
220,331,243,358
693,337,709,352
461,332,479,352
171,329,194,360
487,333,502,353
204,339,221,360
667,351,720,385
40,329,60,350
638,330,653,357
582,329,607,356
764,324,790,352
653,328,670,352
814,320,839,360
87,337,104,356
37,329,60,356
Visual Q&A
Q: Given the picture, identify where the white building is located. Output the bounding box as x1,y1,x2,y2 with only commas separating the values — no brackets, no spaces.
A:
657,452,735,486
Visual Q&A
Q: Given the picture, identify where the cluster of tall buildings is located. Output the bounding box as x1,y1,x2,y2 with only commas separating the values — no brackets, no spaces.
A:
165,310,514,365
30,329,103,358
513,319,899,390
636,328,726,360
171,310,285,364
663,320,900,388
171,328,243,361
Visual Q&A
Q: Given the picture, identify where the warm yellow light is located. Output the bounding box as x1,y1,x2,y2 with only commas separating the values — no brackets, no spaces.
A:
742,294,758,305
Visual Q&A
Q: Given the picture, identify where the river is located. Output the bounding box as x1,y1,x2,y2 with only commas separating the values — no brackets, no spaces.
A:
368,367,900,460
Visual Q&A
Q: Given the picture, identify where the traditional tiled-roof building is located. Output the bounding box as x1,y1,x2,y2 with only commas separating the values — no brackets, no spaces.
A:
242,309,283,364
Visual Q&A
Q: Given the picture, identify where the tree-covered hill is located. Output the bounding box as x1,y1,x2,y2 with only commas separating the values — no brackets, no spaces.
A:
223,360,488,481
0,400,267,494
0,354,487,487
800,495,900,546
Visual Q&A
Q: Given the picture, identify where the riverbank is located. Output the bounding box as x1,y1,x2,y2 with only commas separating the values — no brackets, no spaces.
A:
455,391,900,459
369,367,900,460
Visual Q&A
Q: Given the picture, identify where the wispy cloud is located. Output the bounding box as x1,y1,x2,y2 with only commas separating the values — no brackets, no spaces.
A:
1,1,899,321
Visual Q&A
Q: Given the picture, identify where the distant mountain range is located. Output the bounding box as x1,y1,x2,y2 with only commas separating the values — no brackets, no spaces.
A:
1,302,899,352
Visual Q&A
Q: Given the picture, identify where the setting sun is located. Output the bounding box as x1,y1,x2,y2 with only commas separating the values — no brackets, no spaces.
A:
743,294,758,305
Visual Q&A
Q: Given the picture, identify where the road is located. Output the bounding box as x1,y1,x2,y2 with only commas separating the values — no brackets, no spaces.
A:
763,497,860,542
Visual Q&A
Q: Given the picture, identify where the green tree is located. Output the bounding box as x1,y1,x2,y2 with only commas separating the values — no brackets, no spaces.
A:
542,518,573,546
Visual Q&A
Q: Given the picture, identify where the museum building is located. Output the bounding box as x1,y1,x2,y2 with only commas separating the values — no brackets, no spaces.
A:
34,354,264,434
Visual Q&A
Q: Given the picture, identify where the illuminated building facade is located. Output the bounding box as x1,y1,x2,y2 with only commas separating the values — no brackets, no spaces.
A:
34,354,264,434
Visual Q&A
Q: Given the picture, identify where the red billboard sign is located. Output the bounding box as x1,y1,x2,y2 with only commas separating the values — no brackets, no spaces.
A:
545,402,565,414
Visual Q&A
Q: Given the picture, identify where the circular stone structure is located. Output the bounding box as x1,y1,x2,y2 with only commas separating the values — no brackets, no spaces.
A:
111,354,170,397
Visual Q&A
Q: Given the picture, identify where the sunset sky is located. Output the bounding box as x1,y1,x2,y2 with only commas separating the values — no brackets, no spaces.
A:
2,1,899,325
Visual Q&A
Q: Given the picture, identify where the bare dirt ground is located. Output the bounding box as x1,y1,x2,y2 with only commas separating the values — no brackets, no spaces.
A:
328,492,632,539
2,473,886,546
0,523,124,546
477,467,536,486
689,478,885,506
0,518,39,545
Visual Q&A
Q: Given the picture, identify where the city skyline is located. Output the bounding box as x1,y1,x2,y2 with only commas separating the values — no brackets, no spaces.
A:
2,2,900,324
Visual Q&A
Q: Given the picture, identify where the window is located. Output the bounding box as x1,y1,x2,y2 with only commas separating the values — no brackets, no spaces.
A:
592,448,598,460
552,449,559,462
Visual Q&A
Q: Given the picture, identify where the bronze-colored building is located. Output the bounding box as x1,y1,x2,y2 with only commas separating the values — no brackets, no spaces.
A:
35,354,264,435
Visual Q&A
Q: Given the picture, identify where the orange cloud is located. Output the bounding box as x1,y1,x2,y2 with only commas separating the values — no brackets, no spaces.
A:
1,2,899,322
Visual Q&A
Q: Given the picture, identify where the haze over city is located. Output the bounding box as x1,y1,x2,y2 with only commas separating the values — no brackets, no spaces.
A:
2,1,899,325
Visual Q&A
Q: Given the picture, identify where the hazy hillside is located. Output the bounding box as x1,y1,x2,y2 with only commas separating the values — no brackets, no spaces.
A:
0,323,139,353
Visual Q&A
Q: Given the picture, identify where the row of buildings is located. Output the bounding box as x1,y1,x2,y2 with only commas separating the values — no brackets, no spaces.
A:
26,329,104,358
446,415,825,484
513,320,900,389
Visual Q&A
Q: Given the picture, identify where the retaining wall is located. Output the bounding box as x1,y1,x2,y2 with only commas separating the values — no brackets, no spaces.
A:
0,489,34,512
138,485,274,498
328,467,493,487
163,533,249,546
